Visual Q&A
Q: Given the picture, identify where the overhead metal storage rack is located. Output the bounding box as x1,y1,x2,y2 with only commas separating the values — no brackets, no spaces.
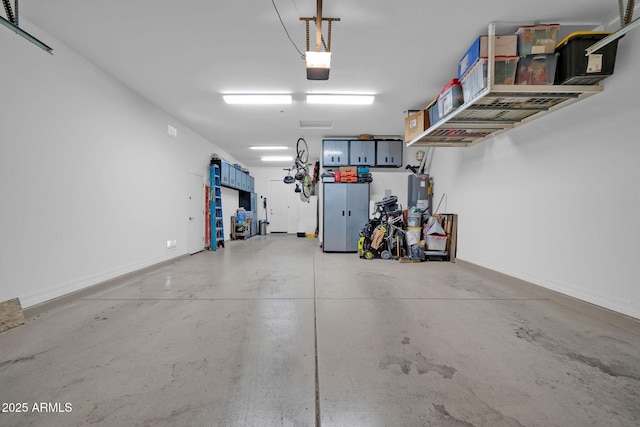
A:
406,22,605,148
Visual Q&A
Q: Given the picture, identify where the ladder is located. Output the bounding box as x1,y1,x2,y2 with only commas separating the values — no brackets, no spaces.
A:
210,164,225,250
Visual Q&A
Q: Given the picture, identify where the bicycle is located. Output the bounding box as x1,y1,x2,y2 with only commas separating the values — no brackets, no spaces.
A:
283,138,314,202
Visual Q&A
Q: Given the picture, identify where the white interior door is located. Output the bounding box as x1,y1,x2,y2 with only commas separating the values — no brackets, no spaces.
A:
187,172,204,254
269,180,298,233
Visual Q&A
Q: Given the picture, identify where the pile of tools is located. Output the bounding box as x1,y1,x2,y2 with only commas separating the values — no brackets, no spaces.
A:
358,196,407,260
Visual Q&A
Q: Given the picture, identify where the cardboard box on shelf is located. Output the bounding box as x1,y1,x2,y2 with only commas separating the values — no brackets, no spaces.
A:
404,110,430,141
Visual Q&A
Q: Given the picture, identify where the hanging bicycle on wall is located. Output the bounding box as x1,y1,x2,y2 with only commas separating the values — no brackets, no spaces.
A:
283,138,315,202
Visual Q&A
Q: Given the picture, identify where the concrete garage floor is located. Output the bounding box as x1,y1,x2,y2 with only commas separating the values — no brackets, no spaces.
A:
1,235,640,426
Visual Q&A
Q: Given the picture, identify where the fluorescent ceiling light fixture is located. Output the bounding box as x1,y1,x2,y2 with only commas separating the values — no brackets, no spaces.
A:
249,146,289,150
306,94,374,105
223,94,292,104
306,51,331,80
261,156,294,162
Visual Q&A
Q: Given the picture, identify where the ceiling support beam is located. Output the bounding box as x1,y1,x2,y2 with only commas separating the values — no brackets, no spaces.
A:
586,15,640,54
315,0,322,53
586,0,637,55
2,0,15,24
1,0,52,54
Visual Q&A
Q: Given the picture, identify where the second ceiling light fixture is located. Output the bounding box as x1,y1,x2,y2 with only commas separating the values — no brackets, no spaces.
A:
223,94,374,105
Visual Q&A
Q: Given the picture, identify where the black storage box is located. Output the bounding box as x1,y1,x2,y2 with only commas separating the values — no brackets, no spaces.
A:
555,32,618,85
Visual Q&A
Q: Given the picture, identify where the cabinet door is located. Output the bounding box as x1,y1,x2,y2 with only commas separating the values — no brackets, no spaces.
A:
322,140,349,166
323,183,347,251
228,165,236,187
346,184,370,251
241,173,248,191
235,169,242,189
387,141,403,166
221,161,230,186
349,140,375,166
376,140,403,167
250,175,255,192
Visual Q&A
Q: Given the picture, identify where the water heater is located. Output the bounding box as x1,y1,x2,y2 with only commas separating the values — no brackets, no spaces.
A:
408,174,433,215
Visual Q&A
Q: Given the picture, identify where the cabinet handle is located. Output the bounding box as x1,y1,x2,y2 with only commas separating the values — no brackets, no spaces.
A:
385,157,388,162
332,156,335,162
358,157,361,162
342,210,345,216
391,157,394,163
348,211,351,216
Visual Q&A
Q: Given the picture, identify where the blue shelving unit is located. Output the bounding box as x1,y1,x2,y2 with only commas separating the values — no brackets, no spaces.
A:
210,164,225,250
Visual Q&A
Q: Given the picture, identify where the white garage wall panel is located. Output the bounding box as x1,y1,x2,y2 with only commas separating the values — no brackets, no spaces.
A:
0,22,236,307
429,28,640,318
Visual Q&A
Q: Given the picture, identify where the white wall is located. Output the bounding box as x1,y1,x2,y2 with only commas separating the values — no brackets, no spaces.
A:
0,22,239,307
429,27,640,318
251,166,317,234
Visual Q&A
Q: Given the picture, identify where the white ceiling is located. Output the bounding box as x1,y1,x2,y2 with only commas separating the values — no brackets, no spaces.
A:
20,0,620,167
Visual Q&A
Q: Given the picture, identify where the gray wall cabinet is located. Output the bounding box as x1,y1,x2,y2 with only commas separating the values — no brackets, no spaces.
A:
214,159,254,192
376,140,403,167
322,140,349,166
322,138,402,168
349,140,376,166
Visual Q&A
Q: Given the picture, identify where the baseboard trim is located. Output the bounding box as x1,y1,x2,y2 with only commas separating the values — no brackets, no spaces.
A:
455,258,640,328
23,254,189,319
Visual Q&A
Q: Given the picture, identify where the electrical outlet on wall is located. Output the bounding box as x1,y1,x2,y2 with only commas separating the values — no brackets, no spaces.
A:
166,239,177,249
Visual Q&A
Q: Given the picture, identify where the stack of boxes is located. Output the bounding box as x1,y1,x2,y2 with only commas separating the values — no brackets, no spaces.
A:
325,166,373,183
458,33,519,102
336,166,358,183
404,23,620,143
514,24,560,85
357,167,373,183
457,24,619,94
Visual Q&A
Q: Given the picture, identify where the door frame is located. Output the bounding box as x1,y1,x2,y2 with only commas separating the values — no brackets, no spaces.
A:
269,179,299,234
187,172,205,254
